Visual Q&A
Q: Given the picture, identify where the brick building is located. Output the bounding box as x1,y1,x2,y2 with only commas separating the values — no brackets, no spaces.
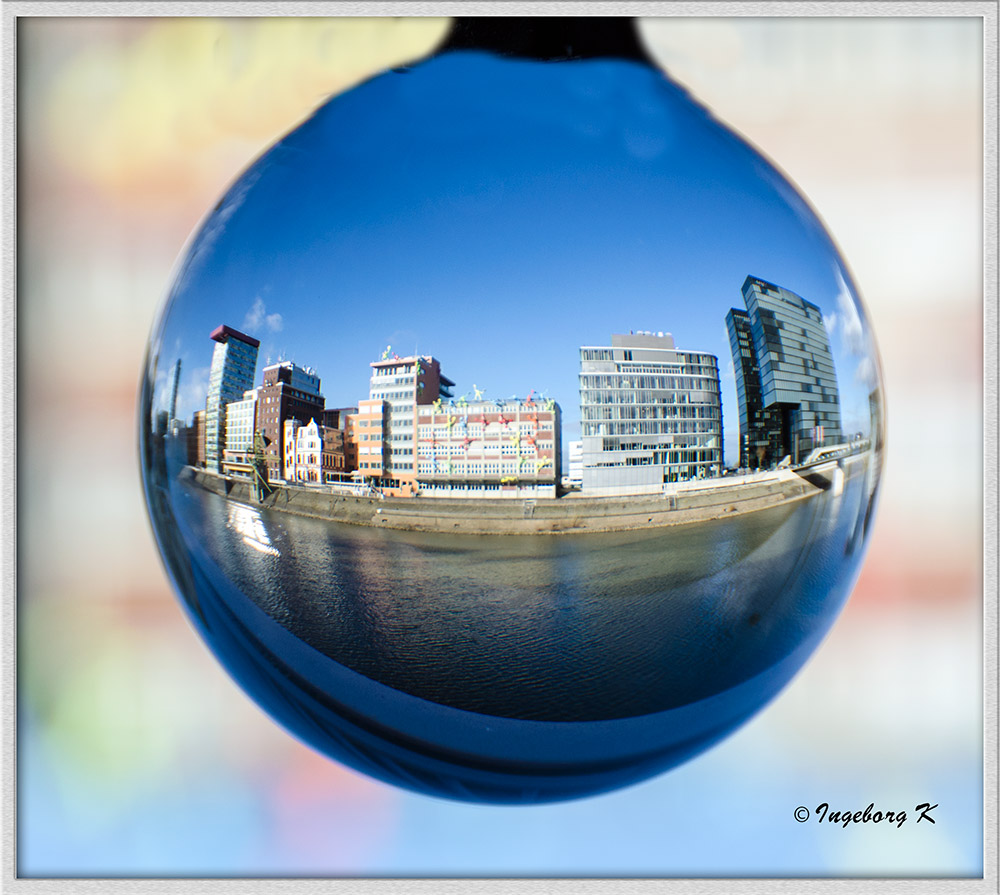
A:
255,361,325,482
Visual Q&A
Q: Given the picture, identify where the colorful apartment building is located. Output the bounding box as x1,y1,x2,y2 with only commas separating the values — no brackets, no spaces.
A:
415,397,562,498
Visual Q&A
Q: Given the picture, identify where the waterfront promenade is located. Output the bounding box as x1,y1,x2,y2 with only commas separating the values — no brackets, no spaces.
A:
178,458,868,535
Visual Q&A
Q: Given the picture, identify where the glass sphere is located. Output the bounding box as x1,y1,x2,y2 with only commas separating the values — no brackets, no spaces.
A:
140,41,885,803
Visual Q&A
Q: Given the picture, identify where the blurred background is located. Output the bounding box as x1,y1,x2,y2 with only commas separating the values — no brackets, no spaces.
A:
16,14,984,877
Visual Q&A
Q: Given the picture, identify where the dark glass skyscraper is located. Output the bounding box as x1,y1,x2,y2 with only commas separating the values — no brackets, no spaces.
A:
727,276,842,466
725,308,783,469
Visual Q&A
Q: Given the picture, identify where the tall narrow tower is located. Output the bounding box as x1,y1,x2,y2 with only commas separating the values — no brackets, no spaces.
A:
205,325,260,473
167,358,182,424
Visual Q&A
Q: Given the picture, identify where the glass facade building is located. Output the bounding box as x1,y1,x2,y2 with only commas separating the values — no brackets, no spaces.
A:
730,276,842,465
725,308,783,469
579,332,722,494
205,325,260,472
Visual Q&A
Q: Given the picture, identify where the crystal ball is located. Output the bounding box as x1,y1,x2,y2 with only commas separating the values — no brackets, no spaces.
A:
140,49,884,803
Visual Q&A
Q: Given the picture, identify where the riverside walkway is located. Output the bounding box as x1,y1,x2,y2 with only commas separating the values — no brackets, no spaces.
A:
179,460,866,535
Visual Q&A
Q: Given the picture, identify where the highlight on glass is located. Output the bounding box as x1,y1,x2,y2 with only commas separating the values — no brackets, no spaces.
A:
140,17,885,803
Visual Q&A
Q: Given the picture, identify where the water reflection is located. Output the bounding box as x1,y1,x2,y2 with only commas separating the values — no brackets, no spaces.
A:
226,503,280,557
170,455,872,722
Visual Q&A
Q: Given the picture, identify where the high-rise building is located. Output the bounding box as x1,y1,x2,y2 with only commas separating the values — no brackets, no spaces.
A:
256,361,325,482
167,358,182,424
579,331,722,494
366,355,454,496
730,276,842,464
205,325,260,472
725,308,783,469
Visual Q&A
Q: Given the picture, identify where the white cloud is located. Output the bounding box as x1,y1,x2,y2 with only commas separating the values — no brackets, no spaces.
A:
837,288,866,356
854,355,878,389
823,270,869,360
177,365,211,422
242,296,283,334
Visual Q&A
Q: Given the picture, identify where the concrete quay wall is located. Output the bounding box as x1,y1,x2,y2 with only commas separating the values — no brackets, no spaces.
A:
184,468,822,535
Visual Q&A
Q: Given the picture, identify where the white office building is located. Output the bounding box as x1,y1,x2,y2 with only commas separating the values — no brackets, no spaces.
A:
579,331,722,494
225,389,258,454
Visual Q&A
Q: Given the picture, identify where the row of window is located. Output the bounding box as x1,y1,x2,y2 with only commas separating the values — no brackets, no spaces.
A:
597,435,719,452
581,390,719,408
581,349,614,361
585,429,719,447
580,375,720,392
616,360,718,375
372,366,417,378
420,483,551,493
582,404,720,421
417,461,552,475
587,450,719,468
416,423,553,438
417,442,553,457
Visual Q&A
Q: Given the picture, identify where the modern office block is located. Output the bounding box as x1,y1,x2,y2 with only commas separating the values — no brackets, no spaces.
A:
220,388,259,478
367,355,454,496
579,331,722,494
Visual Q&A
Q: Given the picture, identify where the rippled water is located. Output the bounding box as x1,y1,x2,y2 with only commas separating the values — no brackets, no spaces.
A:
168,470,866,722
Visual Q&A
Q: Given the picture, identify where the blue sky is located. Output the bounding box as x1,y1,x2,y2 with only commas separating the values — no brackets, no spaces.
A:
153,51,878,463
